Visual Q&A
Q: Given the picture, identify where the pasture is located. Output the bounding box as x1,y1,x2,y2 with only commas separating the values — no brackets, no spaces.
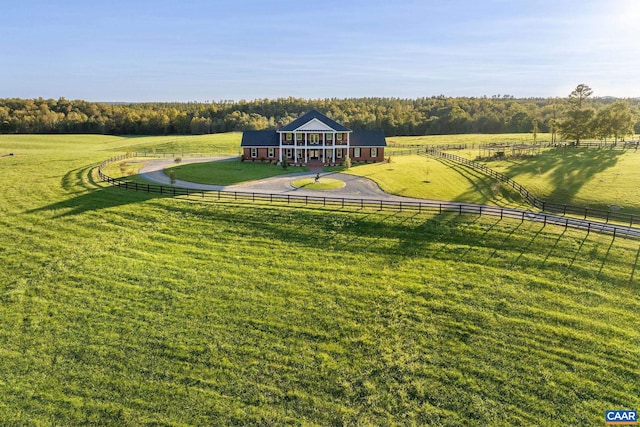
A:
0,134,639,425
474,149,640,216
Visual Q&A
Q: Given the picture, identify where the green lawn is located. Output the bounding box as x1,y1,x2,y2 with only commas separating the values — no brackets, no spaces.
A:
169,159,307,185
343,155,526,207
292,177,345,190
107,132,243,155
0,134,639,426
444,147,640,216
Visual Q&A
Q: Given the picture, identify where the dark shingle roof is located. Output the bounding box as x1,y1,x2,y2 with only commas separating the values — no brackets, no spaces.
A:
349,130,387,147
241,130,278,147
279,110,351,132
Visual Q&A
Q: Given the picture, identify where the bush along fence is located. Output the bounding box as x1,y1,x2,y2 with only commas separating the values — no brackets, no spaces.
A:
96,154,640,240
424,148,638,227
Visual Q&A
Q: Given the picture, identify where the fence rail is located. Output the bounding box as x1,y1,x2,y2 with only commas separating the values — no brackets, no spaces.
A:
96,153,640,240
424,148,638,227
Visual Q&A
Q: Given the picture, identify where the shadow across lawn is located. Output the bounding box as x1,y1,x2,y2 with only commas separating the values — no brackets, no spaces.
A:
28,165,168,218
502,148,624,206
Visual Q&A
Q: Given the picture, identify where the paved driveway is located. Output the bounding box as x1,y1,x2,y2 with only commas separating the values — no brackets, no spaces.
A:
135,156,640,239
138,157,426,202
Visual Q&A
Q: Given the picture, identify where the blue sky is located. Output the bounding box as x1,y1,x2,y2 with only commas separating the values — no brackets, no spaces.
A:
1,0,639,101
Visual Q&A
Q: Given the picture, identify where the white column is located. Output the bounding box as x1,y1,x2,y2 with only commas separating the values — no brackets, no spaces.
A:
346,132,350,160
279,133,283,163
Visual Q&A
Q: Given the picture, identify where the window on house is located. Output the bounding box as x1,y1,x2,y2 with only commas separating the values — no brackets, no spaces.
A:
354,147,361,158
286,133,292,141
337,133,343,141
296,133,303,140
371,147,377,157
268,148,274,158
286,149,293,158
326,133,333,141
336,149,343,158
310,134,319,144
251,148,257,158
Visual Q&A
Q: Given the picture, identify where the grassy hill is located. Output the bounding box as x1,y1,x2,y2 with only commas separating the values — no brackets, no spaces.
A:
0,134,638,425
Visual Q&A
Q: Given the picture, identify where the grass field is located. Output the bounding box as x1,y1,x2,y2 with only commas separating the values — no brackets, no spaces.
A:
483,149,640,215
169,159,307,185
292,177,346,190
336,156,525,207
1,134,639,425
444,146,640,216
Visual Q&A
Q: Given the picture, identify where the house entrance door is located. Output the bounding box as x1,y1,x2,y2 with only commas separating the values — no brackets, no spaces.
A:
309,149,319,160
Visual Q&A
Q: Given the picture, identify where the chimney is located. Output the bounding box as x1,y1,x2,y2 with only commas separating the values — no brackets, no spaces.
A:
343,121,350,129
276,120,284,130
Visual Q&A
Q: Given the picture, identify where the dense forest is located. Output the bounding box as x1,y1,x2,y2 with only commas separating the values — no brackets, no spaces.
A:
1,96,639,137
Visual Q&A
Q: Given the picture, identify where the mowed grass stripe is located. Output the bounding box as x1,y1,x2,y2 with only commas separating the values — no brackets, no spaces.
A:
1,135,639,425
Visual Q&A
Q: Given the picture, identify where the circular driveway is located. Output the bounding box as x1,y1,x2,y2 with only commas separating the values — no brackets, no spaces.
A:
138,156,427,202
130,156,640,239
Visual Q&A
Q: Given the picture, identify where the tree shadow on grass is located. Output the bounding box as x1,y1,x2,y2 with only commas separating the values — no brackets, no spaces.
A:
503,148,624,206
28,164,169,218
437,158,523,208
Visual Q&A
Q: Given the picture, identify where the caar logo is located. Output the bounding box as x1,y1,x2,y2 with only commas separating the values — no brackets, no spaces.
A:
606,410,637,425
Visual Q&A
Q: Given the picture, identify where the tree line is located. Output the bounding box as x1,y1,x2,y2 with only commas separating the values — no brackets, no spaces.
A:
1,91,639,138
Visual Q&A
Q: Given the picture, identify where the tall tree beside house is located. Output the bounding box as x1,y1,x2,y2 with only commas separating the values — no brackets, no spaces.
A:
558,84,595,145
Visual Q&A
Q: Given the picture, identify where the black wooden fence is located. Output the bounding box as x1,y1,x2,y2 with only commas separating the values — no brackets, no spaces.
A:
97,154,640,240
425,149,638,227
